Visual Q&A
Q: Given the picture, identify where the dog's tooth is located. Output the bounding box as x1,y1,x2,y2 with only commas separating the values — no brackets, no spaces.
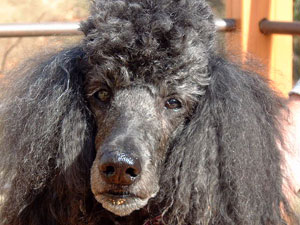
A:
109,198,126,205
117,199,126,205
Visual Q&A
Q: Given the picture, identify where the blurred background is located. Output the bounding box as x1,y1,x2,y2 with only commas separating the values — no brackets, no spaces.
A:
0,0,88,75
0,0,299,83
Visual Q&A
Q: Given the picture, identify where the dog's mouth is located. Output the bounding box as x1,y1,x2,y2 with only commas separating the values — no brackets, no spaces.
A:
106,190,133,198
94,189,151,216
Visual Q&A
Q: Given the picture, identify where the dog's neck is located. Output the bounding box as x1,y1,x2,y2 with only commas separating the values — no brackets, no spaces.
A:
143,215,162,225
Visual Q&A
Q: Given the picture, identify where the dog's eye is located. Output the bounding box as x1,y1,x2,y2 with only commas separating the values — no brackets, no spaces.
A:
165,98,182,110
94,89,111,102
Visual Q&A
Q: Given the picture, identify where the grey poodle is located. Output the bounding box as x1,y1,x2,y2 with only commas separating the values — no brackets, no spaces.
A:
0,0,298,224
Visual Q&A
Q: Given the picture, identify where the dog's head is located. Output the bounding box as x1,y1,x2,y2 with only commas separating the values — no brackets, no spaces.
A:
80,0,215,216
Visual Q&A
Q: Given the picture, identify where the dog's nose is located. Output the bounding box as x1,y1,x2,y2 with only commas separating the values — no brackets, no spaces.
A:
99,152,141,185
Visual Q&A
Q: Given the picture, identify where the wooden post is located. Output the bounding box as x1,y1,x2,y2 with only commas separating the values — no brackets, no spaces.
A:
226,0,293,96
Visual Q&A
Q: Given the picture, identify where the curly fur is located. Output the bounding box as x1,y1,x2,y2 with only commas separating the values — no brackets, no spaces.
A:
0,0,298,224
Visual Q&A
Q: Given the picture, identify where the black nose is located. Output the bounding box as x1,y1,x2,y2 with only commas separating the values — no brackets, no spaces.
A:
99,152,141,185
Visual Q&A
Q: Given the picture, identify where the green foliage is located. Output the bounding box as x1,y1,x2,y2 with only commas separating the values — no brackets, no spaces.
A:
294,0,300,81
295,0,300,20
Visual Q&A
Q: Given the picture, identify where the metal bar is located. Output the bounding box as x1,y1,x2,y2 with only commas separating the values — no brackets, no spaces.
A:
0,22,81,38
259,19,300,35
215,18,236,32
0,19,236,38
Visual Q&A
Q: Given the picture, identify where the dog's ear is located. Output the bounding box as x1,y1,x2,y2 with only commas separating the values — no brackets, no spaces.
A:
159,57,292,224
0,47,94,215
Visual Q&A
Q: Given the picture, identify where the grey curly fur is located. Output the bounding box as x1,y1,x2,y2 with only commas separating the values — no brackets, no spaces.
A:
0,0,297,224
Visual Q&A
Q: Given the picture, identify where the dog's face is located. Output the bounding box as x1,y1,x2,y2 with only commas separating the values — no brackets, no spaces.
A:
80,0,214,216
86,68,201,216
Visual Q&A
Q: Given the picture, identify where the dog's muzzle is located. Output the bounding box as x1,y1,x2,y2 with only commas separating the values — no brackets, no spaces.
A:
92,151,152,216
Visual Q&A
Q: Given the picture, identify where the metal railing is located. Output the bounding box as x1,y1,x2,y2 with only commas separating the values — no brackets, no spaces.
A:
0,22,81,38
0,19,236,38
215,19,236,32
259,19,300,35
1,19,300,38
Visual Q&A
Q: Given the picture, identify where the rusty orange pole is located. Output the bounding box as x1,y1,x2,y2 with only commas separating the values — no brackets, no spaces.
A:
226,0,293,96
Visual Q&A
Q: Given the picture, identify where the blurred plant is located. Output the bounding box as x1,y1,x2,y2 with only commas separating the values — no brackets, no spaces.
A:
294,0,300,82
295,0,300,21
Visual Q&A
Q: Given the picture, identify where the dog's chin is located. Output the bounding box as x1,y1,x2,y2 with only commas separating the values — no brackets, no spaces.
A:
94,193,150,216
